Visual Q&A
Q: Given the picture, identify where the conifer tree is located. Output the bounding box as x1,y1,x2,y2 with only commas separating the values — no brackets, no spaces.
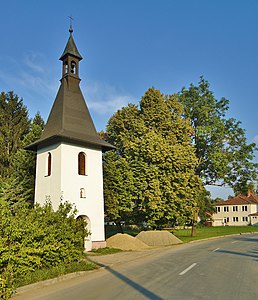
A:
0,92,30,178
0,91,45,204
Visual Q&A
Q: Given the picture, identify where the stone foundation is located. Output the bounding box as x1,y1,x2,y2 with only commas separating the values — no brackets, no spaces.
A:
92,240,107,249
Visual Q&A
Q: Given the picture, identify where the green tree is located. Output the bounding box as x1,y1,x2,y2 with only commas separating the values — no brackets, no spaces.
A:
0,92,30,178
197,189,215,224
178,77,258,189
0,113,44,204
233,181,256,196
104,88,203,229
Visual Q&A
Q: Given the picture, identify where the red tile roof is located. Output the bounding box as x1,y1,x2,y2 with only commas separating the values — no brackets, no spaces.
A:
249,212,258,216
216,193,258,206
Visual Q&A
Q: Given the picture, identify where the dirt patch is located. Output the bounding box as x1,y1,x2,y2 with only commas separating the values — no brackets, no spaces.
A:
136,230,183,246
106,233,150,250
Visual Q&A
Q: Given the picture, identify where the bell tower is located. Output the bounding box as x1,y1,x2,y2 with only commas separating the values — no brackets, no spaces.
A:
60,25,82,79
26,27,114,251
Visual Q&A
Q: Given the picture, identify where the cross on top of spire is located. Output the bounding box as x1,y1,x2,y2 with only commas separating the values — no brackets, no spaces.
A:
68,15,74,34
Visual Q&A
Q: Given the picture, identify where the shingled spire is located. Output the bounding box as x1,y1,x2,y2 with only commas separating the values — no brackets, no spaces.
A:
26,27,113,151
60,24,82,62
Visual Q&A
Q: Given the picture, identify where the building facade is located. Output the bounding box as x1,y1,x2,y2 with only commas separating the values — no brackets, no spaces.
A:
212,193,258,226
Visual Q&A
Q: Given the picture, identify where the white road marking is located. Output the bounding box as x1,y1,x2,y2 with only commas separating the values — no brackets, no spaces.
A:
212,248,220,252
231,241,238,244
179,263,197,275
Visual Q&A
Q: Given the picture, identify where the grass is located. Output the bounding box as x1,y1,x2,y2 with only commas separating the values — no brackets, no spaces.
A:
88,247,123,255
173,226,258,243
14,259,97,288
14,248,122,288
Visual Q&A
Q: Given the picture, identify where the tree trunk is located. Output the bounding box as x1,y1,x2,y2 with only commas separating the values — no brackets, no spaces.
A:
115,221,124,234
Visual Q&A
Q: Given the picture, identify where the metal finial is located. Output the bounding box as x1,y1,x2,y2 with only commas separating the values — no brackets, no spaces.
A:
68,15,74,34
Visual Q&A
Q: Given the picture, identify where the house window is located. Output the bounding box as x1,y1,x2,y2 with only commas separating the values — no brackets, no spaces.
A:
242,217,248,222
46,152,52,176
233,206,238,212
242,206,247,212
233,217,239,222
216,207,221,213
223,206,229,212
78,152,86,175
224,217,229,223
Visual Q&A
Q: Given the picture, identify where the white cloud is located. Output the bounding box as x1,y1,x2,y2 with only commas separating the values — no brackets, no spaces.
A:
84,81,134,115
0,53,58,98
0,53,60,120
0,54,135,120
24,52,45,73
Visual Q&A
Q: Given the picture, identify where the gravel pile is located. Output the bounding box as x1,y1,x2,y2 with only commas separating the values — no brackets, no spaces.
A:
136,230,182,246
106,233,150,250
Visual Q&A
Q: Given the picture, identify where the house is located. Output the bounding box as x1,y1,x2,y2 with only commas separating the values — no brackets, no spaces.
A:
212,193,258,226
26,25,114,250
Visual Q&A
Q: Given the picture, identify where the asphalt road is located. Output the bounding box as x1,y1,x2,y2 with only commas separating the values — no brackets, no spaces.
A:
12,233,258,300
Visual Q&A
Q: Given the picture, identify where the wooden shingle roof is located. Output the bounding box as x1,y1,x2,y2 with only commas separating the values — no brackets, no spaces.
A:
26,28,114,152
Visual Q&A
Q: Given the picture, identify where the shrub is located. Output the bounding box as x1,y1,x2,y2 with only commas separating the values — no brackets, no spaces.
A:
0,200,88,299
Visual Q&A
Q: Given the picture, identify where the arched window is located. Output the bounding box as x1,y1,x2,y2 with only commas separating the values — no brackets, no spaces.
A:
78,152,86,175
65,61,68,74
46,152,52,176
71,61,77,74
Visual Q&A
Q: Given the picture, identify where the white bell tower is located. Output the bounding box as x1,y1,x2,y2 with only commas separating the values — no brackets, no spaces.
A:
26,26,114,251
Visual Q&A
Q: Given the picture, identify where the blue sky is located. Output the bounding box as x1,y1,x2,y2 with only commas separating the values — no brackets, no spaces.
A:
1,0,258,198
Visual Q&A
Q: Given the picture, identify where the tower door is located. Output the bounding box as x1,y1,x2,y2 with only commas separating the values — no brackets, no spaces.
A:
77,215,92,251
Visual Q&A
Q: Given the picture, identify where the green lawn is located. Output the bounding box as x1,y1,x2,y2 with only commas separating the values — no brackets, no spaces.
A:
14,259,97,288
173,226,258,242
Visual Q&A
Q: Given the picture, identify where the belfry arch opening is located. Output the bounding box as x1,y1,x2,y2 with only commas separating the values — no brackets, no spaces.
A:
71,61,77,75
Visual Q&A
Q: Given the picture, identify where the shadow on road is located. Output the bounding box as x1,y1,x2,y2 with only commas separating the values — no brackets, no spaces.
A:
216,249,258,260
88,258,163,300
233,236,258,243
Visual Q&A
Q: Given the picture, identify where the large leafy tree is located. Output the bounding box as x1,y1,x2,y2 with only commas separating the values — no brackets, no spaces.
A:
104,88,203,229
178,77,258,190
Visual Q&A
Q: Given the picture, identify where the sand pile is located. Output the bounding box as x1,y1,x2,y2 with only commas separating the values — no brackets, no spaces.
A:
136,230,182,246
106,233,150,250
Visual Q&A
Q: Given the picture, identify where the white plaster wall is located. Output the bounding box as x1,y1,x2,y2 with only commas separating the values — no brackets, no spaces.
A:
212,204,257,226
59,143,105,242
250,216,258,226
35,143,62,209
35,142,105,243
